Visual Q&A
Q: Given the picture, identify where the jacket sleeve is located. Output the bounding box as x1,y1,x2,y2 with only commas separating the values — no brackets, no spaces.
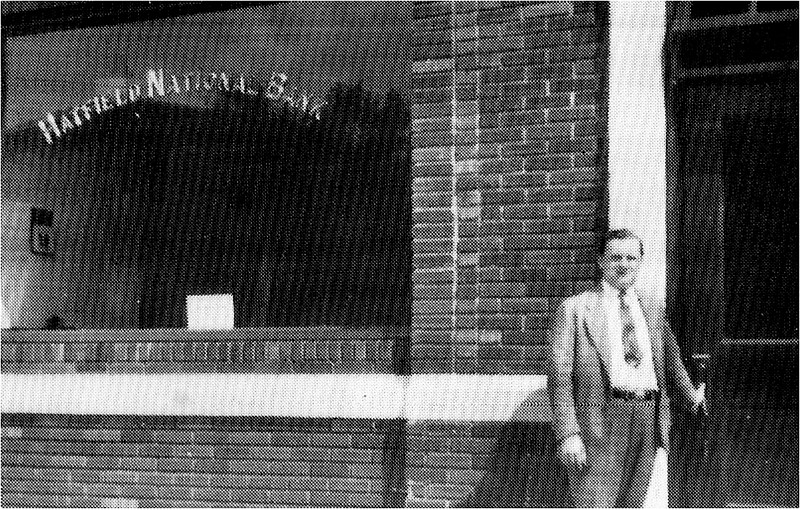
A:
546,298,581,444
664,322,696,410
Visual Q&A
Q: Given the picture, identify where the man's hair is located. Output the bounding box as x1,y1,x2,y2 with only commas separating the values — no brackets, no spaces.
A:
598,229,644,257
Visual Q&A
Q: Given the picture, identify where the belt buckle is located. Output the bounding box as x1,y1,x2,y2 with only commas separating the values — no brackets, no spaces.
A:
612,388,633,401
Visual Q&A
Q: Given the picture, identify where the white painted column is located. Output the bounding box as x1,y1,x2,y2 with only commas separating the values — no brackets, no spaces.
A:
609,3,669,507
608,1,668,305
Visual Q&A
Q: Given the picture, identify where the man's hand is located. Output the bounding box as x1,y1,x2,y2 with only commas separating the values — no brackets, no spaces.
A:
558,434,587,471
692,383,708,417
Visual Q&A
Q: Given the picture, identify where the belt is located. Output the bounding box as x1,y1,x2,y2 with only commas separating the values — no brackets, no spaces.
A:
611,388,659,401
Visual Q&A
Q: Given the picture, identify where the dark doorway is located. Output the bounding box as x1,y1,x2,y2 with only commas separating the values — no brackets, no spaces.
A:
671,70,798,507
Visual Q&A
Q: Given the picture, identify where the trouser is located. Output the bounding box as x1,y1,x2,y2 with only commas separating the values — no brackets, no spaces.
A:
568,399,657,508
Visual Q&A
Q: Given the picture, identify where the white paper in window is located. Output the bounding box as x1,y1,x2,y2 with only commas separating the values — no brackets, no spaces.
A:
186,294,234,330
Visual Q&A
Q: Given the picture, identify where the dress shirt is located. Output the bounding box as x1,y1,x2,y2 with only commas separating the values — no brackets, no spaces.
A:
601,281,659,393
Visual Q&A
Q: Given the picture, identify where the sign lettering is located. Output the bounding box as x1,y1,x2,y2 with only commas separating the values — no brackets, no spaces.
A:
37,68,327,144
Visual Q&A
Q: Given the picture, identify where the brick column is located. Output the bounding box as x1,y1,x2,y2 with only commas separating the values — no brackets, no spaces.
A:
411,0,607,379
409,2,608,506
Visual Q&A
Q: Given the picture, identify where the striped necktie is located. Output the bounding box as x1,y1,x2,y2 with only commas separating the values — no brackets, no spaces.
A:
619,293,641,367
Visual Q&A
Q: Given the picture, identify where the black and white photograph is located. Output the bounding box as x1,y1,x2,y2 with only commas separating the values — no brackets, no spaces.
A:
1,1,797,507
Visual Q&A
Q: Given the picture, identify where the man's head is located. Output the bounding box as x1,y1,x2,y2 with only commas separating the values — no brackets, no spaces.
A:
598,229,644,292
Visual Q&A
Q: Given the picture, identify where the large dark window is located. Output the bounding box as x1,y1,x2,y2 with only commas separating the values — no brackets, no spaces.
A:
1,3,411,330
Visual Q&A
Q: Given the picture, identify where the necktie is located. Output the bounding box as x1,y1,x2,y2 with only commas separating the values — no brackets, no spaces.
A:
619,293,641,367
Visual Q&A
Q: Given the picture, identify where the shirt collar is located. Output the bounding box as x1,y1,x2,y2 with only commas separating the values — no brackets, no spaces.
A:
602,280,638,305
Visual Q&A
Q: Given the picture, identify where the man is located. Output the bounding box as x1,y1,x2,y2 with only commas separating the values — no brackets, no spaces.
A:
547,229,706,507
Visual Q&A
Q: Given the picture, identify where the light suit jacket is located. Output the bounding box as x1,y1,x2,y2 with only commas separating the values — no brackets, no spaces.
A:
546,285,696,451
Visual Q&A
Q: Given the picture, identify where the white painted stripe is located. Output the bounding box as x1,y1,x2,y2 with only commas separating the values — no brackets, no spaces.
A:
405,374,550,423
2,373,550,422
1,374,404,419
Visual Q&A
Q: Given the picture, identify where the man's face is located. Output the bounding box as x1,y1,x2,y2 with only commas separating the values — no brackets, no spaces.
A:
599,238,642,292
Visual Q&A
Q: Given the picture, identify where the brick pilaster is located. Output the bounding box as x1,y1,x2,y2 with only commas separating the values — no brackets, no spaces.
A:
411,1,608,377
408,2,608,506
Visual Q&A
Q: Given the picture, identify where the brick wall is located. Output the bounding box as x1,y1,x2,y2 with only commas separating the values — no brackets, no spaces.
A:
2,2,610,507
1,328,407,374
408,1,608,506
1,414,404,508
405,421,569,508
2,328,407,507
411,0,607,375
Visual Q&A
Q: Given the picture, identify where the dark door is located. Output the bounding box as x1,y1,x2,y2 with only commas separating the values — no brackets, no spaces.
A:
671,71,799,507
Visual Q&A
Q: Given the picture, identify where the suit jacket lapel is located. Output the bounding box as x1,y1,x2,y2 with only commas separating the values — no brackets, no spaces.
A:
584,289,614,376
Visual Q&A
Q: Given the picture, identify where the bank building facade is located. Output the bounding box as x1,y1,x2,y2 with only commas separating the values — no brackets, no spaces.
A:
2,2,797,507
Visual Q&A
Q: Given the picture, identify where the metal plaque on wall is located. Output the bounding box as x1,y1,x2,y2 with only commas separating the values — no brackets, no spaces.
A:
30,207,55,255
